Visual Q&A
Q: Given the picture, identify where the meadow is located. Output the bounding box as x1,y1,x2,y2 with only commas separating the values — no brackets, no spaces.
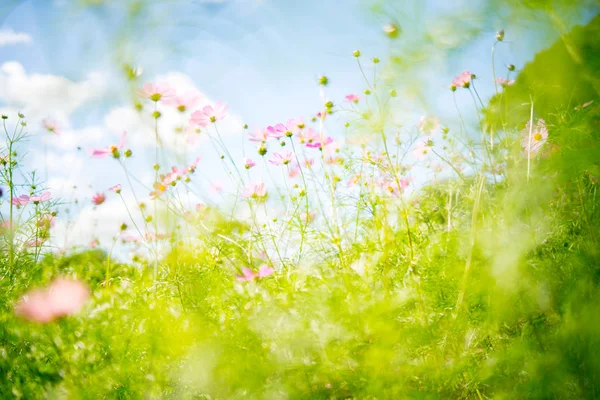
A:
0,2,599,399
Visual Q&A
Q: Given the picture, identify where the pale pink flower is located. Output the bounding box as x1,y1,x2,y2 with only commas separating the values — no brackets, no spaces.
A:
306,136,333,150
37,214,55,230
242,181,267,199
496,77,515,87
137,82,176,102
345,94,360,103
12,192,52,206
164,92,200,112
92,193,106,206
288,163,300,178
244,157,256,169
521,119,548,156
380,177,409,195
248,128,269,142
42,119,61,135
90,131,126,158
15,278,90,323
257,264,274,278
451,70,472,89
269,150,295,166
89,238,99,248
301,211,316,224
109,184,122,194
297,127,319,145
266,124,286,139
417,116,440,136
190,101,228,127
210,182,223,193
347,173,362,187
413,140,432,160
303,158,314,168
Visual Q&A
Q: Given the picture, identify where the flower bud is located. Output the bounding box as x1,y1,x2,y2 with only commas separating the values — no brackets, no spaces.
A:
507,64,515,71
318,75,329,86
496,29,504,41
353,50,361,57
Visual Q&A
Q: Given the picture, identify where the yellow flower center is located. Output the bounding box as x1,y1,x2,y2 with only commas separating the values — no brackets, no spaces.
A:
533,133,542,141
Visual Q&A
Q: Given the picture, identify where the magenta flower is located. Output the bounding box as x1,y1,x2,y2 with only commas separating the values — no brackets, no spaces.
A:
451,70,472,89
15,278,90,324
164,92,200,112
266,124,286,139
42,119,61,135
90,131,126,158
244,157,256,169
242,181,267,199
248,128,269,142
269,150,295,166
345,94,360,103
496,77,515,87
306,136,333,150
137,82,176,103
190,101,228,127
109,184,122,194
236,265,274,282
417,116,440,136
92,193,106,206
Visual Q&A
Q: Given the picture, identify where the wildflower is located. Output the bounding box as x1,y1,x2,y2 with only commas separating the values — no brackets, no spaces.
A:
12,191,52,206
297,127,320,145
353,50,361,57
306,136,333,150
190,101,228,127
164,92,200,112
521,119,548,157
266,124,286,139
236,265,274,282
89,238,99,248
318,75,329,86
413,139,433,160
244,157,256,169
186,157,201,173
92,193,106,206
496,77,515,87
37,214,55,230
345,94,360,103
288,163,300,178
242,181,267,200
452,70,472,89
248,128,269,142
417,116,440,136
109,184,122,194
42,119,61,135
90,131,126,158
15,278,90,323
269,150,295,166
137,82,176,103
301,211,316,224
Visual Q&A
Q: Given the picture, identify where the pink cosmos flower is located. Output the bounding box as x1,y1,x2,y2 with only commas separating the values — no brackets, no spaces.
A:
248,128,269,142
12,191,52,206
451,70,472,89
90,131,126,158
496,77,515,87
345,94,360,103
380,177,409,195
164,92,200,112
15,278,90,324
269,150,295,166
413,140,433,160
89,238,99,248
137,82,176,102
92,193,106,206
347,173,362,187
417,116,440,136
241,181,267,199
244,157,256,169
42,119,61,135
266,124,286,139
306,136,333,150
521,119,548,156
37,214,55,230
109,184,122,194
190,101,228,127
297,127,320,145
288,163,300,178
236,265,274,282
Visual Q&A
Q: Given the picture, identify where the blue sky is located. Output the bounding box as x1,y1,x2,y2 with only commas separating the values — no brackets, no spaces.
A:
0,0,597,255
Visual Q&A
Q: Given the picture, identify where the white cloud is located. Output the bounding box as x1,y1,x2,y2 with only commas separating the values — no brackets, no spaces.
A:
0,61,106,124
0,29,32,47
